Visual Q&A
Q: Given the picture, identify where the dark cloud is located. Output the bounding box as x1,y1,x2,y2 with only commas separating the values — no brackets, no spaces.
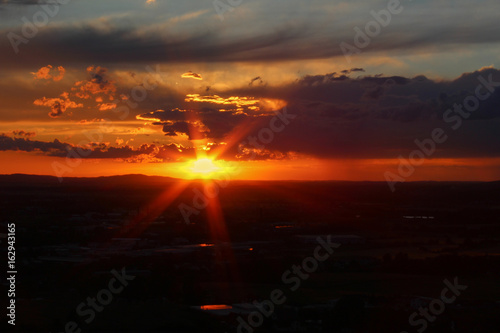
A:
0,133,201,162
0,24,312,68
249,76,263,86
2,16,500,68
141,67,500,161
0,134,68,155
160,121,206,140
264,68,500,159
1,0,46,4
140,106,254,140
139,109,188,123
10,130,36,137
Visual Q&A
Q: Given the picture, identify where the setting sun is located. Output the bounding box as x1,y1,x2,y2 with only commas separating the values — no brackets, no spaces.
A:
189,158,221,174
181,158,238,179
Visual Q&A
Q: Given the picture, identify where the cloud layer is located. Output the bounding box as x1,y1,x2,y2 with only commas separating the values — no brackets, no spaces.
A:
1,0,500,69
4,67,499,162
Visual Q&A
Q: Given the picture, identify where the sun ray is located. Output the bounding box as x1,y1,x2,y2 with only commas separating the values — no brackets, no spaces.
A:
202,179,242,301
119,181,191,238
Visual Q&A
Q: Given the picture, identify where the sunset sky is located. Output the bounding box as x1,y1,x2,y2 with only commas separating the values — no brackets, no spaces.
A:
1,0,500,180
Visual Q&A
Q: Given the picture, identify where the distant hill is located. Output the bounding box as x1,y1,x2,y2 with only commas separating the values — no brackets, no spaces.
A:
0,173,180,188
1,173,500,195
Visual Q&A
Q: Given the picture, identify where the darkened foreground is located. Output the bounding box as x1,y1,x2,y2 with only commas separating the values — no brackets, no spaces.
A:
1,174,499,332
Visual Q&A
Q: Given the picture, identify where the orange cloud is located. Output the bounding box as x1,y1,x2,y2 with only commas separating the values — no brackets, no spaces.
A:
78,119,106,124
32,65,66,82
98,103,117,111
73,66,116,101
181,71,203,80
183,94,286,115
33,92,83,118
185,94,259,107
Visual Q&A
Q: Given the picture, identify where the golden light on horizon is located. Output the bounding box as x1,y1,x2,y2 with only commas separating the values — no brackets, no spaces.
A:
190,158,221,174
178,156,239,180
